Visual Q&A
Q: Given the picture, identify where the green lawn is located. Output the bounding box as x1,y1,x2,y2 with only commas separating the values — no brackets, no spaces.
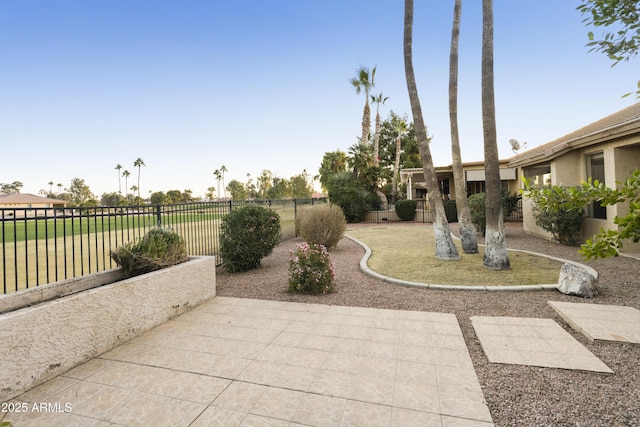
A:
345,225,563,286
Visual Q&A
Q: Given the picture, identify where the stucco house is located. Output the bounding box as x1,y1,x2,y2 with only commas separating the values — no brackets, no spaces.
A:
0,193,67,217
400,159,519,201
509,102,640,253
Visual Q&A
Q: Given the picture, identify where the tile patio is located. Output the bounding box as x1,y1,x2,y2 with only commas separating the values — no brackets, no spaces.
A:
548,301,640,344
5,297,493,426
470,315,613,375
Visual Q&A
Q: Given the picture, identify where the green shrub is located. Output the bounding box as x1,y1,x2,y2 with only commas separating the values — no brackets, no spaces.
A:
110,228,188,278
468,193,486,235
288,242,336,295
395,200,417,221
326,172,380,222
219,205,281,272
443,200,458,223
298,203,347,248
526,185,586,246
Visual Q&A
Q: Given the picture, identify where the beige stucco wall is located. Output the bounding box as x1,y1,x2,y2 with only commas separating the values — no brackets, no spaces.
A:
0,256,216,402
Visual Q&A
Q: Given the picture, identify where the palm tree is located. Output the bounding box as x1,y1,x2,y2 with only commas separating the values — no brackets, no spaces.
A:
371,93,389,167
134,158,145,201
404,0,459,260
213,169,221,200
115,164,123,194
481,0,510,269
57,183,62,194
449,0,478,254
350,66,376,145
48,181,53,196
122,170,131,198
220,165,228,198
391,119,409,203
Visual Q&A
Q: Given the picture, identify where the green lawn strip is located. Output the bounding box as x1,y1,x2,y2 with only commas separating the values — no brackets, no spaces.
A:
345,225,562,286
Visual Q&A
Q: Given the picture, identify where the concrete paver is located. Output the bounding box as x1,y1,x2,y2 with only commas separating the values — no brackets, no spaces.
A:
470,315,613,375
549,300,640,344
5,297,494,426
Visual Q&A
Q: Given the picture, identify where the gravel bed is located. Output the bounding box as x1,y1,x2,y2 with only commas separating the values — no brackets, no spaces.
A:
215,222,640,426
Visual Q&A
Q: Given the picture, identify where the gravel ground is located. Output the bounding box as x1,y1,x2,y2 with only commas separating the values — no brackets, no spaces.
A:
216,222,640,426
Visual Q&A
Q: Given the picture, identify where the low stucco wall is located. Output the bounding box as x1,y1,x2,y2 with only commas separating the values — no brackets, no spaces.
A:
0,256,216,402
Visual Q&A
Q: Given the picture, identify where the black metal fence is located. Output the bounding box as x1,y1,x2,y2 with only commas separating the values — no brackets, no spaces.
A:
1,196,522,295
0,198,327,295
360,198,523,224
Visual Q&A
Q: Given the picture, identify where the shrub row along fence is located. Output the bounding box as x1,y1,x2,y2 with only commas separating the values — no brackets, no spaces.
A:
362,198,523,224
0,198,327,295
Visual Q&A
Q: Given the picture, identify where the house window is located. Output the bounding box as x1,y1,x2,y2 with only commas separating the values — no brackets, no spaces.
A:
523,164,551,187
586,153,606,219
440,179,450,198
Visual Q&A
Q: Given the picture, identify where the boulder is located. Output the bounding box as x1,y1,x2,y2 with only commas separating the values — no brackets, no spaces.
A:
557,262,598,298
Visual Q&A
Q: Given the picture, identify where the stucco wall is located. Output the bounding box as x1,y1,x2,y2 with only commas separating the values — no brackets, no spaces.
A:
0,256,216,402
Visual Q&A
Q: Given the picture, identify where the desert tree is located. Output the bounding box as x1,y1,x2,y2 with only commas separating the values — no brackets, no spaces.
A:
404,0,459,260
391,118,409,203
481,0,510,269
449,0,478,254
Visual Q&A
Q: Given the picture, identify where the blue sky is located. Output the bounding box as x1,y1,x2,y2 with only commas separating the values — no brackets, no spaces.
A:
1,1,637,199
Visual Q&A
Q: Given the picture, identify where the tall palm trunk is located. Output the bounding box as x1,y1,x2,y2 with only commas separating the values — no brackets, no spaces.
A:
373,109,381,166
404,0,459,261
449,0,478,254
361,100,371,145
481,0,510,269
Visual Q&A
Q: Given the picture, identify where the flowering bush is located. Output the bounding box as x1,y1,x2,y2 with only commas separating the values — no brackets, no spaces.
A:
288,242,336,295
220,205,281,272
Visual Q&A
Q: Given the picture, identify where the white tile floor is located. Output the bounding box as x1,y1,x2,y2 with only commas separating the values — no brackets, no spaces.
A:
470,315,613,375
5,297,494,426
549,301,640,344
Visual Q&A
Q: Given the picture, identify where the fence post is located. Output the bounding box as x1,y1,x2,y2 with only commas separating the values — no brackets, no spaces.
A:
293,199,297,219
156,204,162,227
228,200,233,214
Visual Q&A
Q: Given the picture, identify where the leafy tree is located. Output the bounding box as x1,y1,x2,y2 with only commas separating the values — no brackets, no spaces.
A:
350,65,376,145
449,0,478,254
257,169,273,199
481,0,510,269
267,176,289,200
101,192,125,206
227,179,248,200
289,170,314,198
319,150,348,191
205,187,215,200
1,181,23,193
562,169,640,259
165,189,184,204
150,191,167,205
404,0,459,260
66,178,95,206
577,0,640,97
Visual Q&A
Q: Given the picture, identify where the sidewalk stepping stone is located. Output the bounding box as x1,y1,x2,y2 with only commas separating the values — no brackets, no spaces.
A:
549,301,640,344
470,316,613,375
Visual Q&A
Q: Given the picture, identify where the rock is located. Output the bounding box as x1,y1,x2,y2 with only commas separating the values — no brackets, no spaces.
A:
557,262,598,298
